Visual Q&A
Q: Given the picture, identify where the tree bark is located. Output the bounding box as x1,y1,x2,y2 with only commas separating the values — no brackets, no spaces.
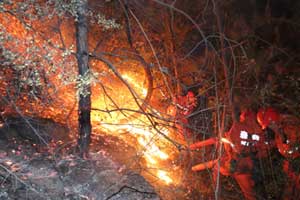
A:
76,0,91,158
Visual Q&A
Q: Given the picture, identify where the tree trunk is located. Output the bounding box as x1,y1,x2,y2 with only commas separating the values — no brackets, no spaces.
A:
76,0,91,158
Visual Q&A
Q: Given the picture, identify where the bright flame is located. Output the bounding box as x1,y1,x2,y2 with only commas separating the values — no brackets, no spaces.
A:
91,73,174,185
157,170,173,185
98,122,174,184
121,73,148,97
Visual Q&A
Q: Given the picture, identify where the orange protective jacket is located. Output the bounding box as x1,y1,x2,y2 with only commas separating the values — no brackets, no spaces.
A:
223,119,266,200
228,119,267,160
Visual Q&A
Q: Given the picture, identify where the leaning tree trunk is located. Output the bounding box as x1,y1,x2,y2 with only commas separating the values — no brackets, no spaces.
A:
75,0,91,158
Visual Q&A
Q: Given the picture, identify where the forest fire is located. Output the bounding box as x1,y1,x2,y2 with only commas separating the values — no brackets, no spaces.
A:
2,1,299,199
91,73,176,185
0,4,178,187
89,59,177,185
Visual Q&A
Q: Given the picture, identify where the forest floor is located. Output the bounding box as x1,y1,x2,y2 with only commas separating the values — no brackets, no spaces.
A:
0,119,160,200
0,116,246,200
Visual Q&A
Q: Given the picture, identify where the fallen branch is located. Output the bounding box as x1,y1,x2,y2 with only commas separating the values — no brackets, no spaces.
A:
105,185,157,200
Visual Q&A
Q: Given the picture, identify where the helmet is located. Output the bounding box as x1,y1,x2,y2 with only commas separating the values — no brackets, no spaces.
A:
240,109,256,123
186,91,195,98
257,107,280,129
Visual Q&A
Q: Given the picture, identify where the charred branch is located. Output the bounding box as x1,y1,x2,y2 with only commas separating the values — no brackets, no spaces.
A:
105,185,157,200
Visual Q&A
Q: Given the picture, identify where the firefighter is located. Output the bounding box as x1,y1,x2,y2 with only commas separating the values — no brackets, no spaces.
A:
190,109,273,199
227,109,266,200
167,91,197,140
257,107,300,199
212,109,268,200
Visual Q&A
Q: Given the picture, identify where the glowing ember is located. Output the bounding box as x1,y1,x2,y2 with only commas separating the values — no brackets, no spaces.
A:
4,160,13,166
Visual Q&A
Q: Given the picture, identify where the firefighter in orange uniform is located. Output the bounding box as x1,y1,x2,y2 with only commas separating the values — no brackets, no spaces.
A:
167,91,197,140
190,109,274,199
213,109,270,200
257,107,300,200
229,110,267,200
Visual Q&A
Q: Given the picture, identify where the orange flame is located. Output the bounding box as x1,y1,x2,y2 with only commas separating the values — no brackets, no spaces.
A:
91,72,174,185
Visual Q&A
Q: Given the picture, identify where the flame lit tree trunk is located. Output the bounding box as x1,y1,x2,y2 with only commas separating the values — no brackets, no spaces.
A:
75,0,91,158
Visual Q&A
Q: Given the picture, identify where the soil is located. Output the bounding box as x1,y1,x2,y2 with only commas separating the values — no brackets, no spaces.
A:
0,117,160,200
